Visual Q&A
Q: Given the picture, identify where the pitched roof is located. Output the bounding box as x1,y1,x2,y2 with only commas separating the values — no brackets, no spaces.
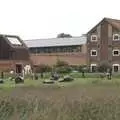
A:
0,34,28,49
87,17,120,34
24,36,87,48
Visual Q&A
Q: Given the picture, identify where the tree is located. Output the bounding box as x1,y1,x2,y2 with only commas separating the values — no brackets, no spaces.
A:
57,33,72,38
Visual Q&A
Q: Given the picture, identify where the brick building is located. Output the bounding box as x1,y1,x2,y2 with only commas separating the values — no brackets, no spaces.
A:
87,18,120,72
25,36,87,66
0,34,30,73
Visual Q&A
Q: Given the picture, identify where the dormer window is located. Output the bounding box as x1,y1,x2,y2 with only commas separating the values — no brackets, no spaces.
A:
113,34,120,41
91,35,97,42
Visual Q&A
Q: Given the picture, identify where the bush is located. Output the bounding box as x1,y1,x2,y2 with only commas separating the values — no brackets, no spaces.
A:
98,61,111,72
34,64,52,73
56,66,72,74
70,65,88,72
55,60,69,67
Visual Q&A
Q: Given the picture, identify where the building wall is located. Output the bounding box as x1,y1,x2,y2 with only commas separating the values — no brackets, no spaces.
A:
0,36,11,59
30,52,87,66
87,19,120,72
0,60,30,71
0,35,30,72
87,21,110,66
29,44,87,66
0,35,30,61
87,26,98,66
100,21,109,61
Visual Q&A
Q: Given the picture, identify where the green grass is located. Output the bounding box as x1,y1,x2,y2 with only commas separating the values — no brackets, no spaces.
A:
1,73,120,119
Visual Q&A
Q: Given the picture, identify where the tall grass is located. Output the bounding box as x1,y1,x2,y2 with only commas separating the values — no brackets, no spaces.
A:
1,72,120,119
1,96,120,120
0,84,120,120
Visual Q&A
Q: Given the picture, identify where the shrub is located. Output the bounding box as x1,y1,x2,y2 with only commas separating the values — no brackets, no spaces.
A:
56,66,72,74
98,61,111,72
70,65,88,72
55,60,69,67
34,64,52,73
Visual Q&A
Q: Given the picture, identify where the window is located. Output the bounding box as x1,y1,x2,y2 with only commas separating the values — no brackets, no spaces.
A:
113,64,119,72
91,35,97,41
6,37,22,45
112,49,119,56
90,64,97,72
91,50,97,56
113,34,120,41
77,46,82,52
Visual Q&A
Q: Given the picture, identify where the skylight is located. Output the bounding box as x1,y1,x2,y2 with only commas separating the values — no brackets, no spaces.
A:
7,37,22,45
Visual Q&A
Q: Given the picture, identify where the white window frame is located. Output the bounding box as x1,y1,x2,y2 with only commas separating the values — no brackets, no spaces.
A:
90,50,97,56
90,64,97,72
112,64,119,72
113,34,120,41
112,49,120,56
91,35,98,42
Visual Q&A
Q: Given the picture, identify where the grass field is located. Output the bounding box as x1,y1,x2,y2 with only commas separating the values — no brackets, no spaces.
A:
1,73,120,120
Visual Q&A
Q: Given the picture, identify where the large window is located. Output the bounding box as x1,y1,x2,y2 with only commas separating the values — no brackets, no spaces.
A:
113,34,120,41
91,35,97,42
91,50,97,56
112,49,120,56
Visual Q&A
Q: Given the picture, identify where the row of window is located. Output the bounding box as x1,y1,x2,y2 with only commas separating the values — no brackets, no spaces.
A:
91,49,120,56
91,34,120,41
91,64,119,72
30,45,82,54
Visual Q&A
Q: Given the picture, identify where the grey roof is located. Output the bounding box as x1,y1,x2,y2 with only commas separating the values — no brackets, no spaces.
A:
24,36,87,48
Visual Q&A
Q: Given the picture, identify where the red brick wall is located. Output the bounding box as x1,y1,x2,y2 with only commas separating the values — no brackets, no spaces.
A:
30,52,87,66
0,60,30,71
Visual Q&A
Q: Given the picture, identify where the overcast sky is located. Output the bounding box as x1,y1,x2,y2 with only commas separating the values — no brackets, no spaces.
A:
0,0,120,40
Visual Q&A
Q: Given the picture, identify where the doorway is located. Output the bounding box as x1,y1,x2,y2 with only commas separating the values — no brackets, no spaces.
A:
113,64,119,72
16,64,22,73
90,64,97,72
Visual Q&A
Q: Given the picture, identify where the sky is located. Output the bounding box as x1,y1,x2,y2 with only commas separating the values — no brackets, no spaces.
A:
0,0,120,40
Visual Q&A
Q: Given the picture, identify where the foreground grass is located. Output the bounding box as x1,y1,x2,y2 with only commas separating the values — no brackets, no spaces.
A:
1,76,120,119
1,85,120,120
1,96,120,120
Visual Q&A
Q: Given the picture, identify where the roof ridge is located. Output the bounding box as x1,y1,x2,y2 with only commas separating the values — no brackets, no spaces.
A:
105,17,120,22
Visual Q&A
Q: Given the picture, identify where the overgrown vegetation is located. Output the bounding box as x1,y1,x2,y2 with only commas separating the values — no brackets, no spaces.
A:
34,64,52,73
1,61,120,120
1,85,120,120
